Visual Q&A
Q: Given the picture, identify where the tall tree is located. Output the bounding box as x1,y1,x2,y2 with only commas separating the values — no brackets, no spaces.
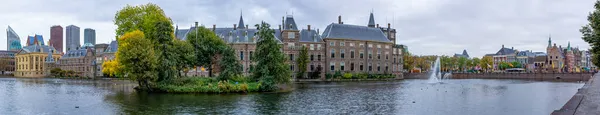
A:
102,59,120,77
581,1,600,67
170,40,196,77
117,30,157,91
186,27,227,77
296,46,309,79
218,47,242,81
114,3,172,39
480,56,493,71
252,22,291,91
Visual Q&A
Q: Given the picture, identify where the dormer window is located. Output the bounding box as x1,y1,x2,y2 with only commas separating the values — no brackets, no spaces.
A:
288,32,295,39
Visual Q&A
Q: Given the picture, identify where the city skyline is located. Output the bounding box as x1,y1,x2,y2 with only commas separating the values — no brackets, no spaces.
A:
0,0,596,57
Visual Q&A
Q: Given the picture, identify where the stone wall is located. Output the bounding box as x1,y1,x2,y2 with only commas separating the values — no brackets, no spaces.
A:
404,73,593,82
451,73,592,82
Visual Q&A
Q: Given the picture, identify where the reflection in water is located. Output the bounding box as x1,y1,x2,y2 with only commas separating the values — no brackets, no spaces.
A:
0,78,584,115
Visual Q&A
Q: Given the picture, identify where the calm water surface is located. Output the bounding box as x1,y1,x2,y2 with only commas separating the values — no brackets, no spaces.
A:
0,77,583,115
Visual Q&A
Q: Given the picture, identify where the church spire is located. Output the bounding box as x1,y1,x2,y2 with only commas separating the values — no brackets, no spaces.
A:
237,11,245,29
368,11,375,28
548,34,552,48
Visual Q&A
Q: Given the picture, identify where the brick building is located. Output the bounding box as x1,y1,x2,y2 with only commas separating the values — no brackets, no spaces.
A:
175,12,404,79
58,48,96,78
50,25,63,53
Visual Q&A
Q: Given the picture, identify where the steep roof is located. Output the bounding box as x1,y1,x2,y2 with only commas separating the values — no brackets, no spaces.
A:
20,45,58,54
321,23,390,43
63,49,91,58
299,29,323,42
283,16,298,30
368,12,375,27
495,48,516,55
237,14,245,29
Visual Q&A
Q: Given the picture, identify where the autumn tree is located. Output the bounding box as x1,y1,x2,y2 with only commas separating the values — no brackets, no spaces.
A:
117,30,157,91
102,59,120,77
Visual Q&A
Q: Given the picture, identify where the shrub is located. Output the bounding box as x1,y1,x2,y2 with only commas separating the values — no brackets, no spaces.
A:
334,71,343,79
343,73,353,79
230,75,249,82
325,73,333,79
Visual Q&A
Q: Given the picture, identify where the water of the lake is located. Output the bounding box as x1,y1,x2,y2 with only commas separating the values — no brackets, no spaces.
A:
0,77,583,115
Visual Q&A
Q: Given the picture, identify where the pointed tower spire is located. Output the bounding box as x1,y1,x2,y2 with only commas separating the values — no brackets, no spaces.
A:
237,11,245,29
548,34,552,47
568,41,571,51
368,12,375,28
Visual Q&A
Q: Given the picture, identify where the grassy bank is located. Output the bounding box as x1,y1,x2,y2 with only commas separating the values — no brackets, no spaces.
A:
152,77,262,93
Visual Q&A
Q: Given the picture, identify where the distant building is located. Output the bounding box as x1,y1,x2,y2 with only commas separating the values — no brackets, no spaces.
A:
533,52,547,72
453,49,469,58
14,45,61,77
546,37,564,73
6,26,22,51
84,28,96,45
26,35,44,46
58,48,95,78
50,25,64,53
491,45,517,70
94,42,117,77
0,50,17,74
174,12,403,78
516,50,535,71
565,42,575,72
66,25,81,51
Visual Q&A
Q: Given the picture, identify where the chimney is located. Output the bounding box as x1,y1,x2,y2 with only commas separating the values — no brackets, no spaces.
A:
278,25,282,31
234,24,237,30
308,25,311,31
511,47,514,50
212,24,216,32
376,24,379,28
282,17,285,27
317,29,320,34
195,22,198,28
387,23,391,29
338,15,342,24
246,25,248,29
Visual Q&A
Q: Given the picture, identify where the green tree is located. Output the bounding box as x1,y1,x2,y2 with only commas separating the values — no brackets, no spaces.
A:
114,3,172,39
117,30,158,91
218,47,242,81
403,52,415,71
581,1,600,67
296,46,309,79
252,22,291,91
480,56,493,71
170,40,196,77
511,61,522,68
186,27,227,77
457,57,467,71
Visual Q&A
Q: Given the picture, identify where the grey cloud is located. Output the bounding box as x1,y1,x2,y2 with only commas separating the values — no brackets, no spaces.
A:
0,0,596,58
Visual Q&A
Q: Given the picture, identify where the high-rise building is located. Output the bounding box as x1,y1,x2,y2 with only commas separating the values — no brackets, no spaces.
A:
50,25,63,53
66,25,80,51
6,26,22,51
84,28,96,45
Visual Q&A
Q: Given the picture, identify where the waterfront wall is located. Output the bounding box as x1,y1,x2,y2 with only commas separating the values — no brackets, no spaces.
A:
405,73,594,82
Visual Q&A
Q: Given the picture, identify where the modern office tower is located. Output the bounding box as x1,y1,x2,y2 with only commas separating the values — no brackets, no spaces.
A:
66,25,80,51
50,25,63,52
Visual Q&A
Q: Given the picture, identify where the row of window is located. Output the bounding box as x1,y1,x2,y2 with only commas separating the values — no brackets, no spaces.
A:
16,56,59,63
327,62,402,72
329,41,391,49
329,49,393,60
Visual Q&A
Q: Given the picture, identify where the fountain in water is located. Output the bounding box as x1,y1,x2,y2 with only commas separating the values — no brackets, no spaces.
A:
428,57,442,83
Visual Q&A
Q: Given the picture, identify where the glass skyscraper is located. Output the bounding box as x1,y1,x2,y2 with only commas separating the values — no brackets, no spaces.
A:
6,26,22,51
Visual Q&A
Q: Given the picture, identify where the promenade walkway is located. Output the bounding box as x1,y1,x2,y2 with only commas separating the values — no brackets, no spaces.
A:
553,73,600,115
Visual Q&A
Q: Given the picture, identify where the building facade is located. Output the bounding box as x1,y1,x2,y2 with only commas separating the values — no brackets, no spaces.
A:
50,25,64,53
84,28,96,45
6,26,22,51
94,42,117,77
175,12,403,78
58,48,96,78
14,45,61,77
0,50,16,74
490,45,517,70
66,25,81,51
546,37,564,73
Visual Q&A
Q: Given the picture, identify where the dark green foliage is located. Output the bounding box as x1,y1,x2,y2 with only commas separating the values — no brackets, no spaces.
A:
581,1,600,67
218,47,242,81
252,22,291,91
333,71,343,79
296,46,309,79
186,27,227,77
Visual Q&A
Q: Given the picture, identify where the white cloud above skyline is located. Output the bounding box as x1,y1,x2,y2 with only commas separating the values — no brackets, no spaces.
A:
0,0,596,57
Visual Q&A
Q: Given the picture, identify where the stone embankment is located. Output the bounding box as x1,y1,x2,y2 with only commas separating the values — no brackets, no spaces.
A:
553,73,600,115
405,73,593,82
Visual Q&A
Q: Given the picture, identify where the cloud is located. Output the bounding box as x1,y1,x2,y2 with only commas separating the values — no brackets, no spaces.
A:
0,0,596,58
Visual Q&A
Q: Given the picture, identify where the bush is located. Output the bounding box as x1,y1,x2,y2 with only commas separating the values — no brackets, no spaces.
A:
230,75,249,82
155,77,261,93
334,71,343,79
343,73,352,79
325,73,333,79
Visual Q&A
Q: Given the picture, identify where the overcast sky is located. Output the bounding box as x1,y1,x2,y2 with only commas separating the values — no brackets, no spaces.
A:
0,0,596,57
